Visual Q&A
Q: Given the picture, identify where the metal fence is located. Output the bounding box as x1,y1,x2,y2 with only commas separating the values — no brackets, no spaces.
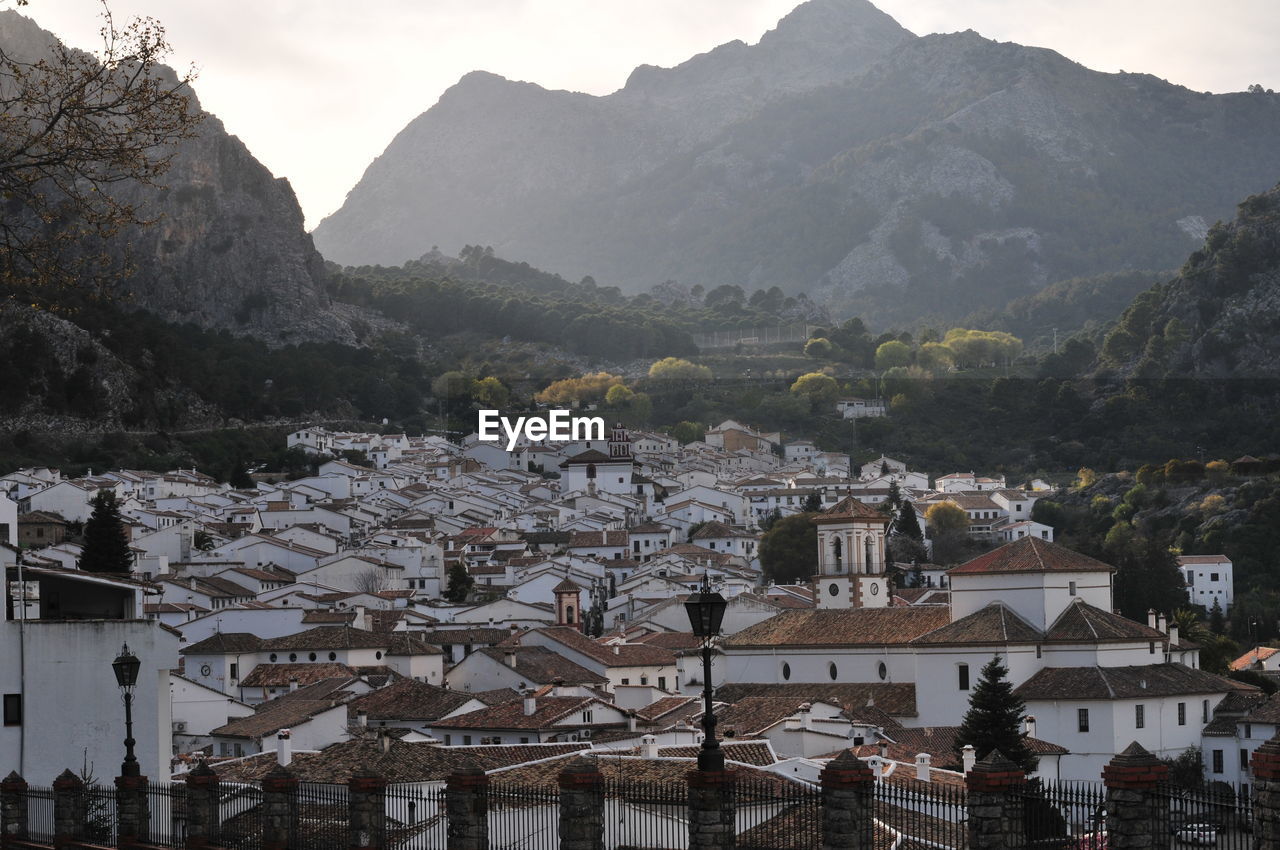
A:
297,781,349,849
876,777,969,850
1158,781,1253,850
1018,780,1107,850
82,783,119,846
737,774,822,850
488,784,560,850
386,783,448,850
24,785,55,843
604,777,688,850
216,783,266,850
145,781,187,847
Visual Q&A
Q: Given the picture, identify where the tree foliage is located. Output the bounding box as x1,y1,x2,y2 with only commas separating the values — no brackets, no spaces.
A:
789,372,839,405
444,562,474,604
955,655,1038,773
759,513,818,584
648,357,712,382
79,489,132,573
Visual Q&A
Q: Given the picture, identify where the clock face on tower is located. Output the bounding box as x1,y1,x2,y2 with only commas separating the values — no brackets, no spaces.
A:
869,583,880,595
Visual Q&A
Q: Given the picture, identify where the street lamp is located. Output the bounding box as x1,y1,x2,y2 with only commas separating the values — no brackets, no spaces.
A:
685,573,728,772
112,643,142,777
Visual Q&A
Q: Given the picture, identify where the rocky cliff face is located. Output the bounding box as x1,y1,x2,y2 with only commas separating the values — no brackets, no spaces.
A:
0,11,353,345
313,0,1280,326
1102,183,1280,378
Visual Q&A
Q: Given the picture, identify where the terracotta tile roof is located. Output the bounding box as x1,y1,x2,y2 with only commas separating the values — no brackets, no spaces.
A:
212,680,354,740
1177,555,1231,565
1045,601,1165,642
911,603,1043,645
947,538,1113,576
1015,664,1253,701
713,697,821,737
536,626,677,667
301,610,356,624
432,695,618,731
628,631,703,651
238,663,357,688
723,608,950,649
261,627,388,651
489,752,795,792
814,496,889,524
385,634,443,656
567,530,629,548
181,632,263,655
417,628,511,646
715,683,918,719
1245,692,1280,724
691,521,755,540
878,726,1067,769
345,679,477,722
658,740,777,766
634,696,699,724
474,647,607,686
1231,646,1280,671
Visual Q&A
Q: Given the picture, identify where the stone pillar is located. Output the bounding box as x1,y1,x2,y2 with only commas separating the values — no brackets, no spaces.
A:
51,769,86,850
1250,734,1280,850
349,768,388,850
1101,742,1169,850
965,751,1026,850
558,757,604,850
819,750,875,850
261,764,299,850
446,766,489,850
184,761,220,850
1,771,28,846
687,767,736,850
115,773,151,848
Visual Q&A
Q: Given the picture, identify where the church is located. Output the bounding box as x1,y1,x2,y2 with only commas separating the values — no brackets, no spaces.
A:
721,498,1249,779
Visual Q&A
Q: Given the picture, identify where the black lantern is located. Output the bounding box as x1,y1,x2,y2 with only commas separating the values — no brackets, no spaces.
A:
112,643,141,776
113,644,141,692
686,574,727,772
684,579,727,639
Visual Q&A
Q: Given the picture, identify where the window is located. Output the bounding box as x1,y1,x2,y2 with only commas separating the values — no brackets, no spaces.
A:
309,652,317,662
1078,709,1089,733
269,653,278,662
1243,749,1250,771
1211,573,1219,582
877,662,888,681
229,664,238,680
1178,703,1186,726
1149,641,1156,654
329,652,337,661
1036,645,1043,659
444,735,451,745
1069,581,1077,596
1246,723,1253,739
288,653,297,662
1212,750,1224,774
658,677,667,691
781,662,791,681
582,710,593,723
463,735,472,746
829,583,839,597
829,662,838,681
3,694,21,726
1203,700,1210,723
520,737,530,744
621,678,630,686
376,652,383,660
1135,705,1145,729
958,664,970,691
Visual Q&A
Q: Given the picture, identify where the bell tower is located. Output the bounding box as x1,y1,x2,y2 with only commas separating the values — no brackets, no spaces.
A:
554,578,583,631
608,423,632,460
813,496,891,609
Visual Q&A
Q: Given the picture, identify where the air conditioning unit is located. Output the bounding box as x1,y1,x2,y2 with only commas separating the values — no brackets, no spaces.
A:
173,721,187,733
580,730,592,739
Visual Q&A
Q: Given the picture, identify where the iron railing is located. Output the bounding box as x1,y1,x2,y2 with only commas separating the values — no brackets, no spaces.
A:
81,783,119,846
1018,780,1107,850
386,783,448,850
876,776,969,850
1158,780,1253,850
145,781,187,847
24,785,55,843
215,783,266,850
488,783,560,850
604,776,687,850
296,781,349,849
738,773,821,850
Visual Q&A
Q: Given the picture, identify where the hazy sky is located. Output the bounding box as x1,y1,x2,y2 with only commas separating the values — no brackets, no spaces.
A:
22,1,1280,229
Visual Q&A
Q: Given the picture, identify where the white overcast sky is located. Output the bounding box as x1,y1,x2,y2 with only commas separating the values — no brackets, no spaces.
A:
22,1,1280,229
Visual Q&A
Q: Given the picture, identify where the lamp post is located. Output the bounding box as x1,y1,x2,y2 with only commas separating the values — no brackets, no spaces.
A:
112,643,142,777
685,573,728,772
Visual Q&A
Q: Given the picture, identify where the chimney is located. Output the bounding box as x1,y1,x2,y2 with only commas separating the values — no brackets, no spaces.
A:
357,710,368,728
380,732,392,754
276,729,292,766
800,702,813,731
642,734,660,759
613,645,620,655
1157,613,1167,634
627,712,637,732
915,753,931,783
1024,715,1037,739
1147,609,1158,629
289,678,299,692
962,744,977,774
504,650,518,668
523,692,536,716
878,741,888,760
553,677,566,697
354,605,367,630
1169,623,1180,646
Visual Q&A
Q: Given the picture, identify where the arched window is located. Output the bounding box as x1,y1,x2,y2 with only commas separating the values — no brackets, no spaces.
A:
865,536,876,574
566,606,576,624
586,463,597,480
832,537,843,571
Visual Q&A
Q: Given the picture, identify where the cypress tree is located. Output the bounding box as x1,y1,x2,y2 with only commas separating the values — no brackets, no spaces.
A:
79,490,133,573
954,655,1038,773
895,500,923,541
1209,598,1226,635
444,562,474,603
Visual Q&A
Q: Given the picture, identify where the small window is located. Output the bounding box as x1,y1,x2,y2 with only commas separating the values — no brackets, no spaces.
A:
781,662,791,681
269,653,278,662
958,664,970,691
829,662,838,681
658,676,667,691
1213,750,1224,774
376,652,383,660
621,678,630,686
3,694,21,727
1246,723,1253,739
1149,641,1156,654
289,653,297,662
309,652,317,662
1078,709,1089,733
582,710,593,723
1211,573,1219,582
520,737,530,744
1242,749,1250,771
444,735,452,745
229,664,238,680
463,735,472,746
329,652,337,661
1069,581,1077,596
1035,645,1043,659
1203,700,1210,723
877,662,887,681
1178,703,1186,726
1135,705,1145,729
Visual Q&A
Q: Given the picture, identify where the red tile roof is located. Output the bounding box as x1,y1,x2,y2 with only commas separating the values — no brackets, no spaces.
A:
948,538,1113,576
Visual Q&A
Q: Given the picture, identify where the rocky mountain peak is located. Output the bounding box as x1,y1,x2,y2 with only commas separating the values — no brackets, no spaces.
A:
761,0,913,47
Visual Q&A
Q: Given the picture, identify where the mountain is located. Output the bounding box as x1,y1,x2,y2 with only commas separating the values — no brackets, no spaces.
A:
1101,183,1280,377
0,11,353,344
313,0,1280,326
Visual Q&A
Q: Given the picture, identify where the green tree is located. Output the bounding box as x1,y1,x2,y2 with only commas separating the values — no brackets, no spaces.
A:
604,384,635,406
802,492,822,512
804,337,834,359
670,421,705,444
925,502,969,533
472,376,509,408
955,655,1038,773
896,501,923,541
875,340,912,370
79,490,132,573
759,513,819,584
790,372,839,405
1209,598,1226,634
444,563,474,603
